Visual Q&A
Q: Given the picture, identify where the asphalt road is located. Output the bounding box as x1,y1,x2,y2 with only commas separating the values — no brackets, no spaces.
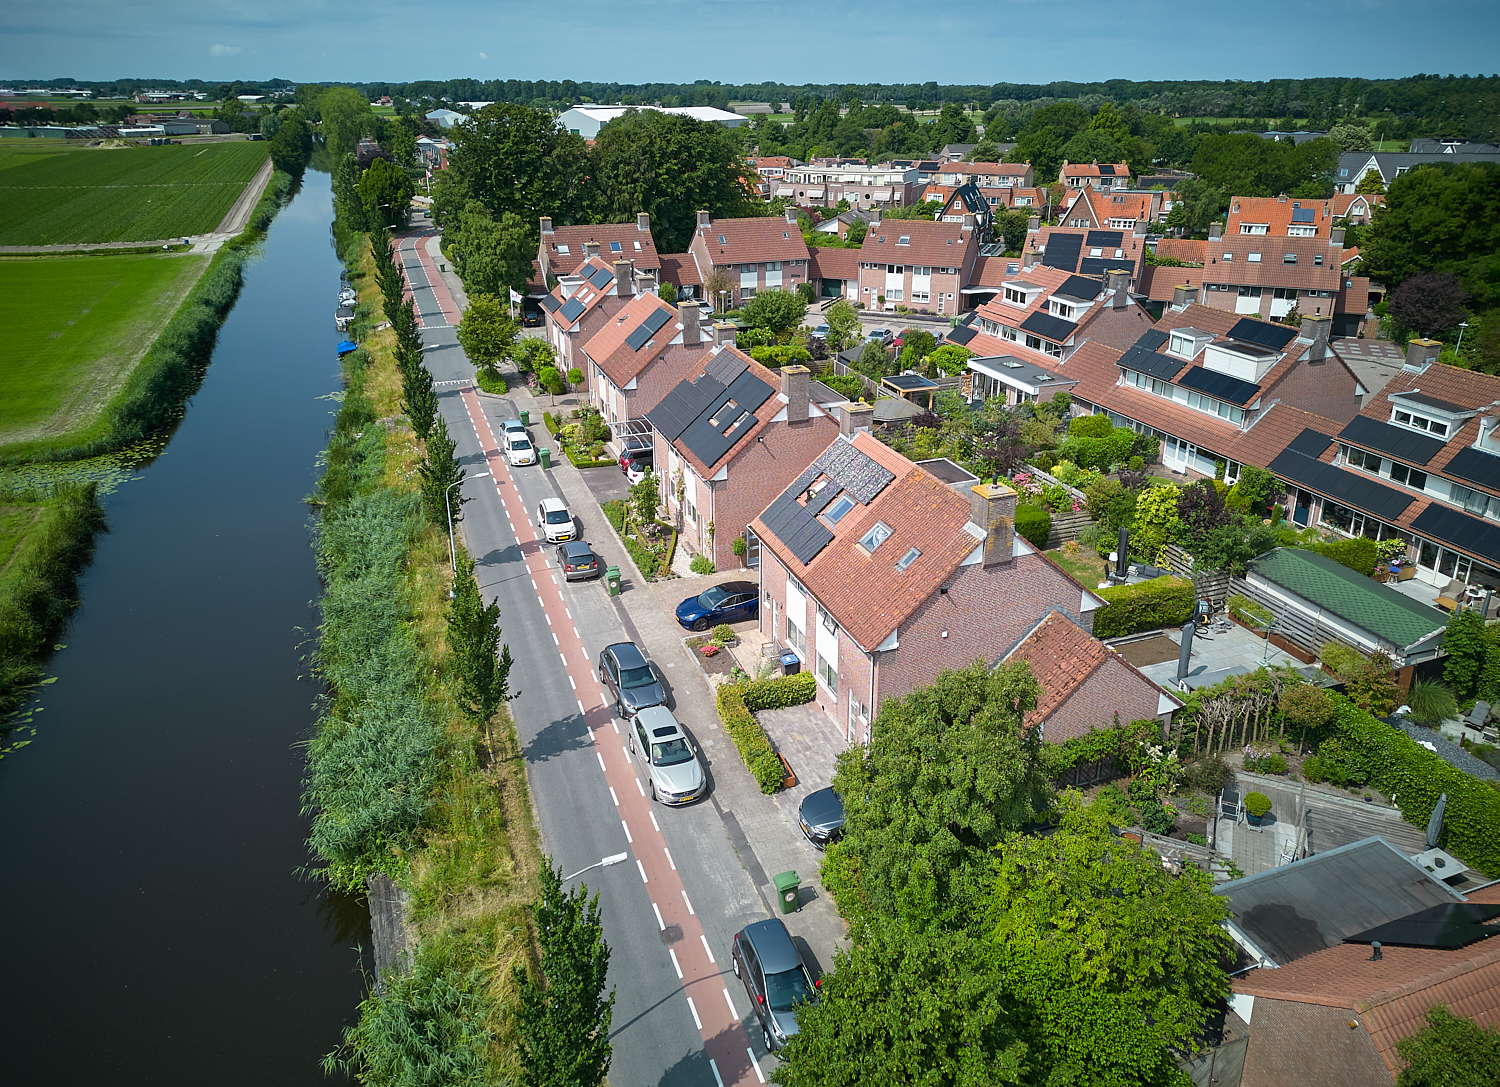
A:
397,234,775,1087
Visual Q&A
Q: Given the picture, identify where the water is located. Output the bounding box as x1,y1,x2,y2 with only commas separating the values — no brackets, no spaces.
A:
0,170,367,1085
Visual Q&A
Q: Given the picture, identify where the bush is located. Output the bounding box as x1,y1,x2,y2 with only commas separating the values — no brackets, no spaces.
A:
1015,504,1051,550
711,624,736,646
741,670,817,711
690,554,715,575
1243,791,1272,818
1407,678,1459,726
1310,537,1378,577
1091,575,1195,638
716,684,785,793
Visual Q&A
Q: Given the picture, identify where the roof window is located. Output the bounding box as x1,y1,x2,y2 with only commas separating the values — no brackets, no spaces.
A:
895,546,921,571
859,521,893,554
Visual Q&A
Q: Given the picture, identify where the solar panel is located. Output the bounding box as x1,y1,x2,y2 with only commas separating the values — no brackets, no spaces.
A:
1120,343,1188,381
1443,446,1500,492
1344,902,1500,950
1041,232,1084,271
559,297,585,322
1285,427,1333,459
1339,415,1445,466
1019,310,1078,343
1291,207,1315,223
1412,504,1500,565
1176,366,1262,406
1266,449,1416,522
1227,317,1298,350
1056,274,1102,301
1079,257,1136,277
589,265,615,289
1086,230,1123,248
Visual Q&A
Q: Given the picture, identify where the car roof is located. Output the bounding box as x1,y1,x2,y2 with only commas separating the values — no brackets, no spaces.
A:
561,540,594,555
634,705,679,734
540,497,569,512
605,641,647,668
741,918,800,972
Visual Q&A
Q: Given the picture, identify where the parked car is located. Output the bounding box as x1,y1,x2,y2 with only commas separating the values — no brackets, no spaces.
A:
797,787,845,850
810,323,830,340
624,458,652,485
731,918,819,1054
556,540,600,581
505,432,537,467
675,580,759,631
867,328,893,345
537,497,575,543
598,642,666,718
627,706,705,805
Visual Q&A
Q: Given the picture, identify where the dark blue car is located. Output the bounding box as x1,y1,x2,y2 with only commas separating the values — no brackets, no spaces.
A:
675,580,759,631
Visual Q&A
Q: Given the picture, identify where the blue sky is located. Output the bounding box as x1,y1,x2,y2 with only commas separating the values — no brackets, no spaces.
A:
2,0,1496,87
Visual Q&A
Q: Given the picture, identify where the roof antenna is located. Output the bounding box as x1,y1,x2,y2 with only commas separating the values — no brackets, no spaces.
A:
1368,941,1382,961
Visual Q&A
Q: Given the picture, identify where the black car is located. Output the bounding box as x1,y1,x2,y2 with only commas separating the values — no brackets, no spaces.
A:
556,540,600,581
598,642,667,718
731,918,818,1054
798,787,845,850
674,580,759,631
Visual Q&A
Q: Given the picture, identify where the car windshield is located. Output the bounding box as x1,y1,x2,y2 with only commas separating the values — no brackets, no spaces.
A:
619,664,656,689
651,738,693,765
545,510,571,524
765,965,815,1012
697,586,730,609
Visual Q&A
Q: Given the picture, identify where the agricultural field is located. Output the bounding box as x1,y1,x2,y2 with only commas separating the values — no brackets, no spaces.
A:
0,252,207,449
0,141,268,245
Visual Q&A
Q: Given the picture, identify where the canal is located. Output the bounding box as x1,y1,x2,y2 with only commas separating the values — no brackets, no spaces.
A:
0,170,367,1085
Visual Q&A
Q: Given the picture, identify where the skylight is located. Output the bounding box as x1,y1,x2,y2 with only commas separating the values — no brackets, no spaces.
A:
859,521,893,554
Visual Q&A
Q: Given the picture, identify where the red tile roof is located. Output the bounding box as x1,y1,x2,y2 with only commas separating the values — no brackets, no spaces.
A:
695,215,811,266
861,218,976,269
542,221,659,278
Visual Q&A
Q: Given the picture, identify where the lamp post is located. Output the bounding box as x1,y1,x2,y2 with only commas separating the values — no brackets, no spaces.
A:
563,852,629,882
1457,321,1470,355
446,471,490,595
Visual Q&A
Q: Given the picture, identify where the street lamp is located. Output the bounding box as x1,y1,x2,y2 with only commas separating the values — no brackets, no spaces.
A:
1457,321,1470,355
446,471,490,595
563,852,629,882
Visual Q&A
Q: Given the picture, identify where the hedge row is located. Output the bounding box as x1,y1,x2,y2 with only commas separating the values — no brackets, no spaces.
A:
716,684,785,793
741,671,817,711
1015,505,1051,550
1091,575,1196,638
1328,699,1500,877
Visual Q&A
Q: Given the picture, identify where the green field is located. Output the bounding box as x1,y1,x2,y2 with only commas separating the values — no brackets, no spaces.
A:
0,142,268,245
0,252,207,447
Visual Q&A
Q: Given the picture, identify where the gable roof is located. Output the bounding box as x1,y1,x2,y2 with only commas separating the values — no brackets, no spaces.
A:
861,217,976,268
542,221,659,278
695,215,810,265
1246,548,1447,649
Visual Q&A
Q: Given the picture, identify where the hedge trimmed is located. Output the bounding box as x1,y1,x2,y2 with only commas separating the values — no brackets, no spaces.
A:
1326,699,1500,877
1091,575,1195,638
741,671,816,711
1015,504,1051,550
716,684,785,793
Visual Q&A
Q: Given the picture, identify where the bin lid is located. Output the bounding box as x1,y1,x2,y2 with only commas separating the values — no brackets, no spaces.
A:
773,870,800,890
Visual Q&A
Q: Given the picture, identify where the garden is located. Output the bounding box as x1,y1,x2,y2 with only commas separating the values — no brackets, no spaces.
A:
601,473,676,581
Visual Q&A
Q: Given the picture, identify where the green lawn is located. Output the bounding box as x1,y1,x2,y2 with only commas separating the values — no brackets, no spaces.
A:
0,252,207,448
0,142,268,245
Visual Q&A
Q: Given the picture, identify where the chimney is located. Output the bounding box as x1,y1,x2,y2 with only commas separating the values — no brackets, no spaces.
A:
785,206,799,224
1107,269,1130,308
838,401,874,437
1331,227,1346,246
1208,222,1222,240
584,240,600,258
540,216,554,235
614,260,633,296
1300,314,1332,357
637,212,650,232
782,365,810,424
697,209,711,229
1027,216,1040,232
678,302,701,346
969,482,1017,568
962,212,975,232
713,321,736,347
1405,338,1442,371
1172,284,1194,309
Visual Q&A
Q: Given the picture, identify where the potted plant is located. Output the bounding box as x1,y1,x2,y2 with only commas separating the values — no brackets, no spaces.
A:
1244,791,1273,826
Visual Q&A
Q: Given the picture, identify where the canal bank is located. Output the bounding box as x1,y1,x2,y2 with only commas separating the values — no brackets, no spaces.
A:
0,169,368,1086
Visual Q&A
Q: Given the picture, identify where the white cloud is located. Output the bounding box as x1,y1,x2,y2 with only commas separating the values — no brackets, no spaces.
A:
209,43,242,57
478,51,489,60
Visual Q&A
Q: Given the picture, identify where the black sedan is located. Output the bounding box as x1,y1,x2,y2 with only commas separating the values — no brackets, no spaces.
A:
556,540,600,581
675,580,759,631
798,787,845,849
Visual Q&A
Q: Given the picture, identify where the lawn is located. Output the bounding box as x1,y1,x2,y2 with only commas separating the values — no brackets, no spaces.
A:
0,252,208,449
0,142,269,245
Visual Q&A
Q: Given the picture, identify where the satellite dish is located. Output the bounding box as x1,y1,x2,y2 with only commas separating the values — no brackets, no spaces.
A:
1425,793,1448,849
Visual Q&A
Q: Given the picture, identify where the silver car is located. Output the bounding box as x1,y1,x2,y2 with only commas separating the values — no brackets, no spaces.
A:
628,706,705,805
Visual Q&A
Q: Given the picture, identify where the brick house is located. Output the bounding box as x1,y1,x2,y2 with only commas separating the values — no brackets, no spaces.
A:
749,428,1115,741
536,213,660,284
1060,160,1131,190
685,209,811,308
856,216,981,316
583,297,727,429
539,252,654,374
647,352,843,570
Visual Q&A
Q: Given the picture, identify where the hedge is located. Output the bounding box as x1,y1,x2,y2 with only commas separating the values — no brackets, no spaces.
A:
741,671,816,711
1326,698,1500,877
1015,504,1051,550
716,684,785,793
1091,575,1195,638
1309,537,1377,578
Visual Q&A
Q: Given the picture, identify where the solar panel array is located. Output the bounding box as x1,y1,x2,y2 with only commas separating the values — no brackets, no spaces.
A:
623,306,673,352
1339,415,1446,466
589,265,615,289
1019,310,1078,343
1443,446,1500,492
1040,232,1084,271
1227,317,1298,350
1176,365,1262,406
1086,230,1123,248
1056,275,1102,301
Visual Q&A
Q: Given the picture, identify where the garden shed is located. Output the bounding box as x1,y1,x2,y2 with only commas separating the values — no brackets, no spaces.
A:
1234,548,1447,667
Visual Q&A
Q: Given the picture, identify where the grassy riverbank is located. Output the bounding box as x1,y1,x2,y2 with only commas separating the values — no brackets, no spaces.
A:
309,231,546,1080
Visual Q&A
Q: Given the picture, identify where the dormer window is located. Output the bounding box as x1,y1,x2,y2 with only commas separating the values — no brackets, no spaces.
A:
859,521,893,554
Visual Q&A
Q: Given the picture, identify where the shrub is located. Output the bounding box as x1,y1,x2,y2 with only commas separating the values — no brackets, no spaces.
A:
690,554,715,575
740,671,816,711
1407,678,1459,726
1243,792,1272,818
1310,537,1378,577
716,684,784,793
1091,575,1195,638
1015,504,1051,550
711,624,736,646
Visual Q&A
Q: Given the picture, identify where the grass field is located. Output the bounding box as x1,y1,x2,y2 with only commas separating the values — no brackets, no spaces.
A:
0,253,207,447
0,142,268,245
